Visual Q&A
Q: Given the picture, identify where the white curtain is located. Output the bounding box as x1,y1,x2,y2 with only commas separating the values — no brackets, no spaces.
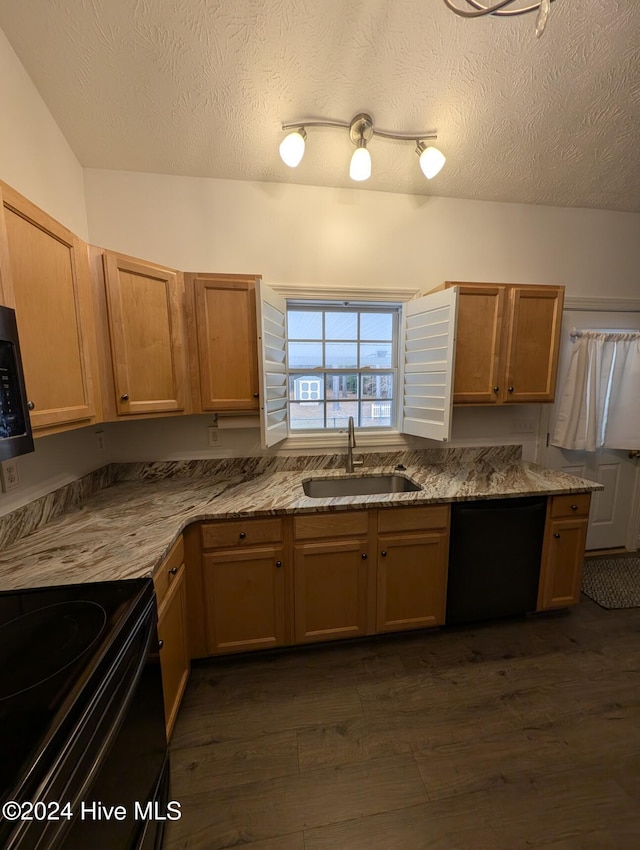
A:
552,330,640,451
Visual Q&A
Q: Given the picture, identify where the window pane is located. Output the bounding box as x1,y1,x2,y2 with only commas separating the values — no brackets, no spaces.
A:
287,310,322,339
288,342,323,368
359,342,392,368
288,374,324,401
325,374,358,400
360,312,393,340
361,374,393,399
325,342,357,368
289,402,325,430
325,402,359,429
325,312,357,340
361,400,393,427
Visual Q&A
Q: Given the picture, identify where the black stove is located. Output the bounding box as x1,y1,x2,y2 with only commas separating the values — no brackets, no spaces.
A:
0,578,169,850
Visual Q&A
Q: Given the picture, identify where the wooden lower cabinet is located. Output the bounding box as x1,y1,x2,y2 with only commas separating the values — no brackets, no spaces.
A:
293,538,370,643
537,494,591,611
202,546,286,654
156,563,190,739
376,532,448,632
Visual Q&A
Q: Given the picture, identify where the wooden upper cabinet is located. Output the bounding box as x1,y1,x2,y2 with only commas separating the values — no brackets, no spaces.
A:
185,273,260,412
442,281,564,405
502,285,564,403
97,250,190,417
0,182,101,432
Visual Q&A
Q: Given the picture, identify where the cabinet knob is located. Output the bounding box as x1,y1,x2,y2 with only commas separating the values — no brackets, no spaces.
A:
120,393,129,401
553,532,561,539
381,550,387,557
275,560,282,568
492,387,499,394
507,386,514,393
253,392,259,398
361,553,368,560
239,532,246,539
169,566,178,576
570,504,578,511
158,639,164,650
27,400,35,410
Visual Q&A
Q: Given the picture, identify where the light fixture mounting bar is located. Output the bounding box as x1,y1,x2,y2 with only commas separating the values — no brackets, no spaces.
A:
443,0,554,18
282,116,437,143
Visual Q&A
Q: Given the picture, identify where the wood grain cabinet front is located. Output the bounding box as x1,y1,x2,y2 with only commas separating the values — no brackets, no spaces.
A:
185,273,261,412
538,495,591,611
155,537,190,740
440,281,564,405
376,506,450,632
0,182,101,433
92,249,190,418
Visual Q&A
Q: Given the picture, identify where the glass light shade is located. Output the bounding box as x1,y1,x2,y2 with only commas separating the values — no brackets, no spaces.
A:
418,145,446,179
279,131,306,167
349,146,371,182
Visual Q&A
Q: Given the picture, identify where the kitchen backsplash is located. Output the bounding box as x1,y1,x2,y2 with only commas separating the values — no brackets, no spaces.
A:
0,445,522,551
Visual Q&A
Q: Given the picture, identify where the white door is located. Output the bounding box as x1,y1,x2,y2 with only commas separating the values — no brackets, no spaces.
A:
542,309,640,551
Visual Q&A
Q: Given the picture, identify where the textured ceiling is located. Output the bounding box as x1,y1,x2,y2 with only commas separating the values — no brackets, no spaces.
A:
1,0,639,211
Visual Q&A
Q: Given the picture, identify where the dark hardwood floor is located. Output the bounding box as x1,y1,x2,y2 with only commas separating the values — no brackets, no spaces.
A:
164,597,640,849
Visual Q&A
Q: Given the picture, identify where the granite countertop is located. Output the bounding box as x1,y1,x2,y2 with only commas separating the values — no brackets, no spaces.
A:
0,451,602,592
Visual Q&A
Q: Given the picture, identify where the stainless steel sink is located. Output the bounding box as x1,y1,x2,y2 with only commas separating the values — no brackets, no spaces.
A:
302,474,422,498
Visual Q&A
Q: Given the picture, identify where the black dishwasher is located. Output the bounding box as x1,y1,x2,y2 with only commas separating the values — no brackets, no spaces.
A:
446,496,546,626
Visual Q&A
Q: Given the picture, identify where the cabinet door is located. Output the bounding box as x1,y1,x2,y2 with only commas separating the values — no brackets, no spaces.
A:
157,563,190,739
103,252,188,415
293,539,369,643
537,517,588,610
187,274,260,412
376,532,448,632
0,183,100,431
447,283,506,404
502,286,564,403
203,546,286,654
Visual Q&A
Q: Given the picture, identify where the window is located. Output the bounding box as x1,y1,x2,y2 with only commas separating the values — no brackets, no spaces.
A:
256,281,459,448
287,305,399,431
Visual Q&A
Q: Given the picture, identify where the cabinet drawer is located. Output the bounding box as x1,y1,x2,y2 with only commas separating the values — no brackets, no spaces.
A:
294,511,369,540
550,493,591,519
201,518,283,550
154,535,184,608
378,505,449,534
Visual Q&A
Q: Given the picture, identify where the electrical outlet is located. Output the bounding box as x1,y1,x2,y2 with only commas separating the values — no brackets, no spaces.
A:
513,420,535,434
1,459,20,491
96,431,106,451
208,425,220,445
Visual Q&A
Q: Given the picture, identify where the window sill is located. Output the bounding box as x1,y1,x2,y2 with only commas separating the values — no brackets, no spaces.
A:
277,431,413,451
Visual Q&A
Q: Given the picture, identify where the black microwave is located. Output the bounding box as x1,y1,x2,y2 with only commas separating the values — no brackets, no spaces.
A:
0,304,34,460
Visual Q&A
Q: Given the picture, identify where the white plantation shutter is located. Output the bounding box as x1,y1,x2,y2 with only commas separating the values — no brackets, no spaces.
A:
400,287,458,441
257,280,288,447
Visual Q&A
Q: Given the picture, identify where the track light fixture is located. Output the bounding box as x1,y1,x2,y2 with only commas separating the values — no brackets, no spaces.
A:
443,0,554,38
279,113,445,183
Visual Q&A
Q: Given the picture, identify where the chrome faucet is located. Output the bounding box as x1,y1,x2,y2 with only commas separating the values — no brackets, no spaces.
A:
346,416,364,473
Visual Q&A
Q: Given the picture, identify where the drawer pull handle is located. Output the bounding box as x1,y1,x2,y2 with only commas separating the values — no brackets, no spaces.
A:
239,532,246,539
275,560,282,568
570,504,578,511
169,566,178,576
553,532,561,539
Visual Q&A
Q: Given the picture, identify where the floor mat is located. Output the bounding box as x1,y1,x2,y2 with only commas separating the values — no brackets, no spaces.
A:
581,555,640,609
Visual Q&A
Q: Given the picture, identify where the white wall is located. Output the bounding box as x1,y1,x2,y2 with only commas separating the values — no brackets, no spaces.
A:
0,27,101,516
84,170,640,299
0,28,88,238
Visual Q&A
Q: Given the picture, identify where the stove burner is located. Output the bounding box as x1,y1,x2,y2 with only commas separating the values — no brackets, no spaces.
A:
0,601,107,701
